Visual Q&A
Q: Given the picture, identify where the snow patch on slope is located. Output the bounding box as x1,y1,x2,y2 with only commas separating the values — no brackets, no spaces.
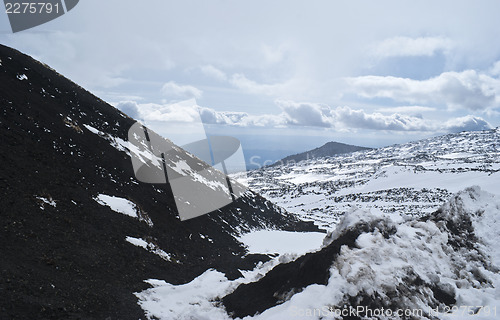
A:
83,124,132,156
94,194,153,226
35,195,57,210
84,123,229,193
94,194,137,217
125,236,174,262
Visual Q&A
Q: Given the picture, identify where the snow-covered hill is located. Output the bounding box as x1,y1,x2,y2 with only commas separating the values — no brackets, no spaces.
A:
235,129,500,229
223,186,500,319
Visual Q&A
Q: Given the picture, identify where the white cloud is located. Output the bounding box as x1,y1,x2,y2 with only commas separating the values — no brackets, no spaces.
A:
376,106,436,114
277,100,333,127
444,115,492,133
161,81,202,100
199,108,247,125
200,98,489,133
200,65,227,81
211,99,491,133
199,107,286,127
118,99,492,134
334,106,431,131
373,36,453,57
346,69,500,111
116,101,140,119
116,100,286,127
229,73,280,96
229,73,302,97
261,43,290,64
490,61,500,77
119,99,200,123
275,100,433,131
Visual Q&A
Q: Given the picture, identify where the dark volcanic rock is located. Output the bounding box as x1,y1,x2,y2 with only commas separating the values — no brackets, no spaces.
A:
0,44,318,320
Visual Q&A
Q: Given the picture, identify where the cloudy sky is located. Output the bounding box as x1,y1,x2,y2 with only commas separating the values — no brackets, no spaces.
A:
1,1,500,163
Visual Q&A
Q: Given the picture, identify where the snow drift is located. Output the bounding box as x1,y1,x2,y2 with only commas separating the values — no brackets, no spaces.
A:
223,186,500,319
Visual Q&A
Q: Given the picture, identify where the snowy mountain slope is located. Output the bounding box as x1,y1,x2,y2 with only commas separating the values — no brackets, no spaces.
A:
235,129,500,229
222,186,500,319
0,44,318,319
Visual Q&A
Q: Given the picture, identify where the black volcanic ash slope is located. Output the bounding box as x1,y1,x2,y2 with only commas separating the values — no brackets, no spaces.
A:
0,44,318,320
274,141,371,166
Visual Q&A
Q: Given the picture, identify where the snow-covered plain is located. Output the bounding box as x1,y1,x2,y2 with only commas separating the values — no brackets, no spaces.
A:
235,128,500,229
237,230,325,256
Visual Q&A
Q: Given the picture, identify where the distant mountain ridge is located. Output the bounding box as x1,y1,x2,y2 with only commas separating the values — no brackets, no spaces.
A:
274,141,371,166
